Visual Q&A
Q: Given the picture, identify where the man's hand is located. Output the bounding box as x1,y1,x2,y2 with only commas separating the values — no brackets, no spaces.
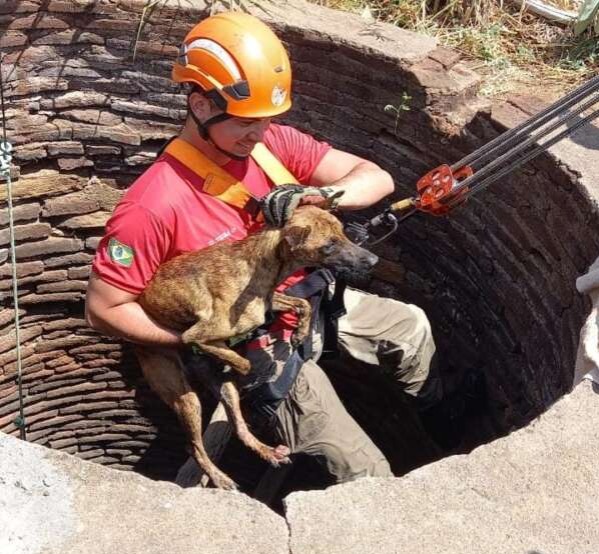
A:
260,184,343,228
85,272,182,347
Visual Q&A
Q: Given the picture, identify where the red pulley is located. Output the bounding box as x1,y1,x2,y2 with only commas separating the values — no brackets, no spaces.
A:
416,164,473,215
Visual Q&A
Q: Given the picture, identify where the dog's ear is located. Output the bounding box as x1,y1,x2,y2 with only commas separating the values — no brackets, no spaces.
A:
284,225,310,250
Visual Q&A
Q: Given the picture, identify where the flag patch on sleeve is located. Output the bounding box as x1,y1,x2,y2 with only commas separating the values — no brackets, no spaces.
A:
107,237,134,267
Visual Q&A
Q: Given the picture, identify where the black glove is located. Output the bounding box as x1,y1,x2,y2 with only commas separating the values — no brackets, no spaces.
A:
259,184,343,228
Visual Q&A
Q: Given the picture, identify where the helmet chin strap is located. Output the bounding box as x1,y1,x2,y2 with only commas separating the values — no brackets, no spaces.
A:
207,127,249,162
188,100,249,162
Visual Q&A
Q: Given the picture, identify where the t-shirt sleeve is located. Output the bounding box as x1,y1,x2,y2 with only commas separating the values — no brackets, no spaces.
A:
264,124,332,185
91,202,171,295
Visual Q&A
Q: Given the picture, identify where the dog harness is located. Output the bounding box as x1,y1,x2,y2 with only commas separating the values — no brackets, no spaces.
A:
164,136,346,416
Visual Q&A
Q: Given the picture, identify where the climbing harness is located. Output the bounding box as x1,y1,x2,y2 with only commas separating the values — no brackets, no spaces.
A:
0,55,26,440
244,268,339,419
348,75,599,246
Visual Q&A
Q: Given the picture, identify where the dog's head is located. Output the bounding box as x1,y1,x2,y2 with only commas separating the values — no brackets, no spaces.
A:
280,206,379,278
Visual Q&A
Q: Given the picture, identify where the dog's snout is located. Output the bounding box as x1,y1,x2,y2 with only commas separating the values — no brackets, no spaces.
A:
353,244,378,273
321,239,379,278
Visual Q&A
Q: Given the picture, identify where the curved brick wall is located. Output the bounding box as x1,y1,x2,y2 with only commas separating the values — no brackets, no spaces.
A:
1,0,597,487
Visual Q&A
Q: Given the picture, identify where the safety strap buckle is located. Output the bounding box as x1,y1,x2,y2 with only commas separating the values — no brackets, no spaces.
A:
244,196,262,219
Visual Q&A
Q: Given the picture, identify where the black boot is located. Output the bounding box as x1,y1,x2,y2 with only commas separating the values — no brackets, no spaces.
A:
418,368,488,451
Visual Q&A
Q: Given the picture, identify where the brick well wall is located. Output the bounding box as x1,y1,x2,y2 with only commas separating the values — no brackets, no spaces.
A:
1,0,597,481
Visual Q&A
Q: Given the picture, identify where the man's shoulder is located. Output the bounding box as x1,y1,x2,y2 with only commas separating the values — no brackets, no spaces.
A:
263,122,307,151
263,123,332,184
263,123,320,162
118,155,194,218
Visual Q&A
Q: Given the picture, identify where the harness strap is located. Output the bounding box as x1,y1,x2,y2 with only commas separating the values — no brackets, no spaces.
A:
320,276,347,361
285,268,335,299
164,138,300,220
164,138,262,217
250,142,298,186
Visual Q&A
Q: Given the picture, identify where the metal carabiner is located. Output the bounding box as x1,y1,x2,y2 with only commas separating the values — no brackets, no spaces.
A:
345,210,400,247
0,140,12,175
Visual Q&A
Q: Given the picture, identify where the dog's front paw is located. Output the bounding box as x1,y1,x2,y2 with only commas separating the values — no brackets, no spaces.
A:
291,324,310,348
263,444,292,467
291,300,311,348
232,357,252,376
290,328,309,348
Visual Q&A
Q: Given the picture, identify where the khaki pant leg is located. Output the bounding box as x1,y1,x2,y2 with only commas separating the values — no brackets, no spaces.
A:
274,359,392,483
337,287,442,405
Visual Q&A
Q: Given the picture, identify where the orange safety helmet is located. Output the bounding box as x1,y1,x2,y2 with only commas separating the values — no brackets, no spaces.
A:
172,12,292,119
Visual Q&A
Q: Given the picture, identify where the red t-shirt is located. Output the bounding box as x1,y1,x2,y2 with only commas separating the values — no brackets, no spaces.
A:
92,123,331,329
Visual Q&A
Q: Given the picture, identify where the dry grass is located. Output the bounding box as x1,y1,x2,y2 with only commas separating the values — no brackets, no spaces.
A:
312,0,597,97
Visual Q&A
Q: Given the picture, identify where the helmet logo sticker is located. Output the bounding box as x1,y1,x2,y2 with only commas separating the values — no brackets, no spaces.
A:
271,85,287,107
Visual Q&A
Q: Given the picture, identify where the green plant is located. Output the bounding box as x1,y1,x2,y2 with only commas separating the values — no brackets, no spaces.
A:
384,91,412,135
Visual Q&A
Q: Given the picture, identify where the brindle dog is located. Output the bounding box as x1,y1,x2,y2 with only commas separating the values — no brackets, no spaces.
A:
135,205,379,490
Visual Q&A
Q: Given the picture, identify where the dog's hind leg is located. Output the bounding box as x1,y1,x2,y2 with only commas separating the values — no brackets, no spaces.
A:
134,346,238,490
218,378,291,467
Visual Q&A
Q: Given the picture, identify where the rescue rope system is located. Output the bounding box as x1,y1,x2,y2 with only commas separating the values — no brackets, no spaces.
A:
1,55,596,437
0,56,27,440
347,75,599,246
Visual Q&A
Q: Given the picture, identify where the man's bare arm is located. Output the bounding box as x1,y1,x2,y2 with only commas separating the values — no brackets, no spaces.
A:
310,148,394,210
85,272,182,347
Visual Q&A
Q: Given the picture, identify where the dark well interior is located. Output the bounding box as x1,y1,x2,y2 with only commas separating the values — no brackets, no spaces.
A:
1,0,597,503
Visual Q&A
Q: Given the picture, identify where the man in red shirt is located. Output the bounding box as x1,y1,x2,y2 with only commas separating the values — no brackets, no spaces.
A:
86,12,442,486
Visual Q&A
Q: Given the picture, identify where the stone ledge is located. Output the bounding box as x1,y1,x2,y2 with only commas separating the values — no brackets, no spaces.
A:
491,95,599,209
0,431,289,554
168,0,439,65
2,381,598,553
285,380,599,554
